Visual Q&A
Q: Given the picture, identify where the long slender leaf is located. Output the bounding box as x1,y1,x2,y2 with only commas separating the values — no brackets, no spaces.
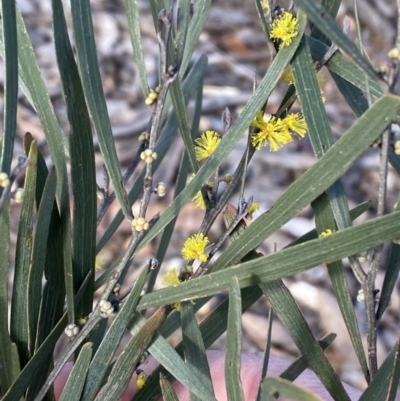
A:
10,140,38,368
180,0,212,76
0,0,18,175
0,201,20,394
385,337,400,401
24,135,65,401
58,343,93,401
137,210,400,310
70,0,130,220
124,0,149,98
358,342,398,401
175,0,191,68
53,0,97,319
82,266,150,401
170,77,198,171
27,169,57,352
225,276,244,401
159,375,179,401
181,302,214,401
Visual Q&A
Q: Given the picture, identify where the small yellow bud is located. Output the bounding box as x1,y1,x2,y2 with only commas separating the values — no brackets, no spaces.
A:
394,201,400,211
140,149,157,164
113,283,121,294
132,217,150,232
319,229,334,238
136,371,147,390
0,172,10,188
155,182,166,197
99,300,114,315
388,47,400,60
14,188,24,203
224,174,232,184
65,323,80,337
139,132,150,143
357,289,365,303
395,141,400,155
357,250,369,263
145,89,159,106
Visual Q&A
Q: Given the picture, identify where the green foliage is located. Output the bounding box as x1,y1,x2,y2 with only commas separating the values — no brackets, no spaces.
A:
0,0,400,401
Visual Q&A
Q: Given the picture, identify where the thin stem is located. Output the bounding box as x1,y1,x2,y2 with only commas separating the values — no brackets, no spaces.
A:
363,128,390,379
97,142,147,226
139,10,176,218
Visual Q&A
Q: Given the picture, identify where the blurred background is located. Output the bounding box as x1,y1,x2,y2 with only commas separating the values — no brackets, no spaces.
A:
2,0,400,392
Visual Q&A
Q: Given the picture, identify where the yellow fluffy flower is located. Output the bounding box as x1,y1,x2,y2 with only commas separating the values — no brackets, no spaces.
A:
251,111,292,151
162,267,181,287
319,229,335,238
195,131,221,161
282,113,307,138
270,12,299,49
181,233,209,262
162,268,195,312
189,174,208,210
246,202,260,220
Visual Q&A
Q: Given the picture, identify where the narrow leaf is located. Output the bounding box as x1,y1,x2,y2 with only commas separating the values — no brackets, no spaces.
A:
137,210,400,310
70,0,130,219
225,276,244,401
124,0,149,98
180,0,212,76
53,0,97,319
58,343,93,401
358,342,398,401
10,140,37,367
0,0,18,175
181,301,215,401
28,168,57,351
159,374,179,401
